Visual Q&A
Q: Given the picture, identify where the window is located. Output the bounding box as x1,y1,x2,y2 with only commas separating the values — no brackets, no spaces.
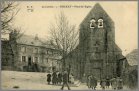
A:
22,56,26,62
26,47,33,53
90,18,96,28
53,51,58,56
35,57,38,63
48,50,53,55
98,19,103,28
34,48,38,53
93,41,99,52
21,46,26,52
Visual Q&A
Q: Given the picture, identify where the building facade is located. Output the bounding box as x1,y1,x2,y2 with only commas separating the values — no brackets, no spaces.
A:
64,3,127,80
1,32,62,72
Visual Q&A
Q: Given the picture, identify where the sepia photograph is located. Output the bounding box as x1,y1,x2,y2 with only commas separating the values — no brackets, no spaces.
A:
1,0,138,90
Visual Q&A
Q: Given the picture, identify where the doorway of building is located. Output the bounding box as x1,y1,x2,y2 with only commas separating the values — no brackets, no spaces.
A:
27,56,33,72
90,59,102,80
28,56,32,66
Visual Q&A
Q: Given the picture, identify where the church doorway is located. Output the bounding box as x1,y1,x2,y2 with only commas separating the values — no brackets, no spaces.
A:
92,68,101,80
90,59,103,80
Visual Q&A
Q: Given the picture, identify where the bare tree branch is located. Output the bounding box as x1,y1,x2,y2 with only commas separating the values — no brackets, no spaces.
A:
1,1,20,34
48,11,79,68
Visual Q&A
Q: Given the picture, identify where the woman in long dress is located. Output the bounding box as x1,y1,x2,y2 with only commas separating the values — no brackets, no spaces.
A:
87,75,91,89
47,73,51,85
52,72,57,85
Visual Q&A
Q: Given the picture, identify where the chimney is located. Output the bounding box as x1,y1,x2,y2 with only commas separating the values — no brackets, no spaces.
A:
35,34,39,40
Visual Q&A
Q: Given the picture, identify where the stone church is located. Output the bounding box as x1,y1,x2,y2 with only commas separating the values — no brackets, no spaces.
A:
64,3,127,80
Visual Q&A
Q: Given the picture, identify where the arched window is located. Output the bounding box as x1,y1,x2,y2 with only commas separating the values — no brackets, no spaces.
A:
90,18,96,28
98,19,103,28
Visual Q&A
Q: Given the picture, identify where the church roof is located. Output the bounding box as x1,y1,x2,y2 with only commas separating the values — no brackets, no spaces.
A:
126,49,138,66
80,3,114,28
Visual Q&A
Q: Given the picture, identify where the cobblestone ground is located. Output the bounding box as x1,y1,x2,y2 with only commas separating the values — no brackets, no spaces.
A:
1,71,129,90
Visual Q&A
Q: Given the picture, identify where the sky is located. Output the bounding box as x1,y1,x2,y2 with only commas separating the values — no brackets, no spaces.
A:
4,1,138,56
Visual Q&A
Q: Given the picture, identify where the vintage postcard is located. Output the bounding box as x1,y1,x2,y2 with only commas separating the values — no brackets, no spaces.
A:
1,0,138,90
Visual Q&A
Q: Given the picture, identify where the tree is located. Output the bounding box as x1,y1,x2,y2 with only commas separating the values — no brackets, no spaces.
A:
1,1,25,70
1,1,24,42
49,12,79,70
1,1,20,34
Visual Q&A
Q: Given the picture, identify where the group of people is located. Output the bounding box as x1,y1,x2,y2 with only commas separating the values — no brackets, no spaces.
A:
100,77,123,90
47,71,123,90
87,75,97,90
111,77,123,90
47,71,63,85
47,70,75,90
87,75,123,90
